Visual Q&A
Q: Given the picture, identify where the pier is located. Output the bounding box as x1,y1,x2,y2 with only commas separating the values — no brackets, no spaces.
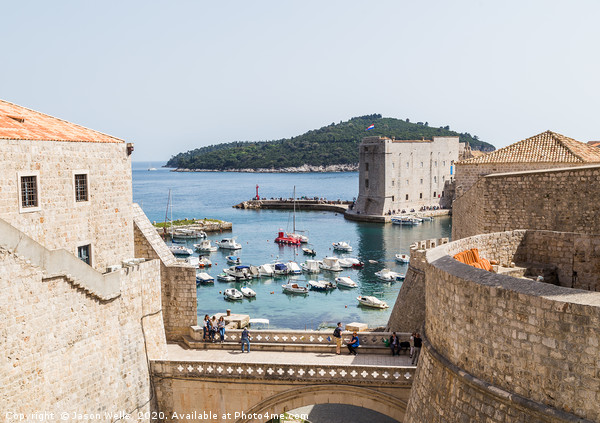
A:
233,199,351,213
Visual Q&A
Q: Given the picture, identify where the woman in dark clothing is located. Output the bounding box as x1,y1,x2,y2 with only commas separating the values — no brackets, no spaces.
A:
389,332,399,356
347,331,360,355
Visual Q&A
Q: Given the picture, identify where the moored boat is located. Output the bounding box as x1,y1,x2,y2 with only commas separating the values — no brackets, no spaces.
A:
273,262,289,276
198,256,212,268
319,257,343,272
335,276,358,288
391,215,421,226
300,260,320,273
194,239,218,253
357,296,389,309
226,255,241,265
172,228,207,239
224,265,252,281
282,282,309,294
375,268,405,282
224,288,243,301
257,263,275,277
274,231,302,245
395,253,410,263
302,247,317,256
241,286,257,298
332,241,353,252
286,261,302,275
196,272,214,284
169,245,194,256
217,273,236,282
215,238,242,250
308,280,336,291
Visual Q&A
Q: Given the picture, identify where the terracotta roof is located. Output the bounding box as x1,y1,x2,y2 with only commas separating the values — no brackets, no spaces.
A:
457,131,600,165
0,99,123,143
588,141,600,148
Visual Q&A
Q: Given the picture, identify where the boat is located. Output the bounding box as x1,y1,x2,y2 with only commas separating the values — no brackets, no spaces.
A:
172,228,207,239
395,253,410,263
240,286,257,298
224,265,253,281
148,167,157,171
196,272,214,284
281,282,309,294
308,280,336,291
198,256,212,268
273,262,289,276
224,288,243,301
300,260,320,273
357,296,389,309
338,258,353,268
391,215,421,226
335,276,358,288
375,268,405,282
215,238,242,250
344,257,364,268
288,232,308,243
226,255,242,265
183,256,212,268
302,247,317,256
217,273,236,282
168,245,193,256
274,231,301,245
257,263,275,277
368,260,378,264
332,241,353,252
275,186,309,245
319,257,343,272
286,261,302,275
194,240,218,253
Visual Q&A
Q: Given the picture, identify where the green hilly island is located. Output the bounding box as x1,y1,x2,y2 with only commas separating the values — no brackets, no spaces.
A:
166,114,495,170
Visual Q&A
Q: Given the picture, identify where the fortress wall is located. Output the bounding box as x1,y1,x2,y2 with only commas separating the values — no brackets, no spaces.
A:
405,231,600,422
0,247,166,420
453,164,600,240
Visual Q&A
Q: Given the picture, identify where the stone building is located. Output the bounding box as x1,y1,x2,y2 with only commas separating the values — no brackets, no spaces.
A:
455,130,600,196
352,136,461,216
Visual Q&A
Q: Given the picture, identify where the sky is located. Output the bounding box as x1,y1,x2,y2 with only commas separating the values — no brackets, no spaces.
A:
2,0,599,161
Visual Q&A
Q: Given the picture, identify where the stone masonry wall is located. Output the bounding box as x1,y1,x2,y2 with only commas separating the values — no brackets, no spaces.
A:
0,139,133,272
453,164,600,240
0,247,167,420
133,204,197,341
405,231,600,422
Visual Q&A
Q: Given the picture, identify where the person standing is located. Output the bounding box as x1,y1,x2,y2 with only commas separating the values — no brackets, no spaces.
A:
203,315,210,341
389,332,399,356
241,327,251,353
409,332,416,358
332,322,343,355
217,316,226,343
347,331,360,355
412,333,422,365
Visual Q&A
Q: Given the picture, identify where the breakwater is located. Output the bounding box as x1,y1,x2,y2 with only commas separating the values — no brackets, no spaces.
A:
233,199,351,213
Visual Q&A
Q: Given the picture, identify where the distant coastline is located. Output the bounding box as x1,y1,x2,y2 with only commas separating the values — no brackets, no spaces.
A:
169,163,358,173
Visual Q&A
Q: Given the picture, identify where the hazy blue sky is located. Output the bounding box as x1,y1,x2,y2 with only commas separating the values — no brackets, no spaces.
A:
2,1,599,160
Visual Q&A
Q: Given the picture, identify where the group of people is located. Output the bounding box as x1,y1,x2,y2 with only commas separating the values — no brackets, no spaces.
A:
388,331,422,364
332,322,360,355
202,315,226,343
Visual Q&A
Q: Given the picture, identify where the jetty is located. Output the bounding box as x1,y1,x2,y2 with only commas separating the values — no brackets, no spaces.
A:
233,198,351,213
153,218,232,235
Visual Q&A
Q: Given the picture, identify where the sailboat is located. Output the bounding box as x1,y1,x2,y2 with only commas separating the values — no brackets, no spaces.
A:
275,186,308,245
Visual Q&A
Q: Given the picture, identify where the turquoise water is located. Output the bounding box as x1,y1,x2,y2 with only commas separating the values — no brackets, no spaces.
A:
133,162,451,330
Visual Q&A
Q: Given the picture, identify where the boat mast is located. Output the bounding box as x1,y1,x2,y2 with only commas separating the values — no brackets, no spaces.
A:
164,189,171,236
293,185,296,233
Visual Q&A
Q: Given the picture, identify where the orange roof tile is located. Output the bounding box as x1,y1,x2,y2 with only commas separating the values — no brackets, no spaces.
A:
0,99,123,143
588,141,600,148
457,131,600,165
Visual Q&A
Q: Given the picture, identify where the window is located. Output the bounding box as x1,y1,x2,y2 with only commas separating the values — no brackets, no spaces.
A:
391,180,395,187
420,193,423,199
435,161,437,167
442,175,445,182
443,161,446,166
433,191,437,197
392,162,395,169
420,162,423,168
75,174,88,202
20,176,38,208
433,176,437,183
420,178,423,185
364,146,369,152
406,162,409,169
405,194,409,200
365,163,369,171
391,196,395,202
78,244,91,265
406,179,409,186
365,179,369,189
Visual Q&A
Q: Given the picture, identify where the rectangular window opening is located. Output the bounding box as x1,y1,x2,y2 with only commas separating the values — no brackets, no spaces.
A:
365,179,369,189
21,176,38,208
75,174,88,202
78,244,91,266
420,193,423,199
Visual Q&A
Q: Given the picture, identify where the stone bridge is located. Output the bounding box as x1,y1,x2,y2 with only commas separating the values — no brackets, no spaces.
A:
151,330,416,423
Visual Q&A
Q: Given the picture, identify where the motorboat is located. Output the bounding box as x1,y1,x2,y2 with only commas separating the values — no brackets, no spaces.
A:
344,257,364,268
273,262,289,276
338,258,353,268
319,257,343,272
391,215,421,226
194,240,218,253
196,272,214,284
224,265,253,281
357,296,389,309
282,282,309,294
300,260,320,273
240,286,257,298
375,268,405,282
274,231,301,245
395,254,410,263
224,288,243,301
288,232,309,243
332,241,353,252
169,245,193,256
335,276,358,288
198,256,212,268
302,247,316,256
308,280,336,291
368,260,378,264
183,256,212,268
217,273,236,282
215,238,242,250
286,261,302,275
172,228,207,239
257,263,275,277
226,255,242,265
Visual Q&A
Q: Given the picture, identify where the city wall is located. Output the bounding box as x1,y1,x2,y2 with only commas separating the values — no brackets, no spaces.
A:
405,230,600,422
453,164,600,240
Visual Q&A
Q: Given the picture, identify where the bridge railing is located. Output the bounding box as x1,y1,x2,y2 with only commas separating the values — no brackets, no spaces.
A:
151,360,415,385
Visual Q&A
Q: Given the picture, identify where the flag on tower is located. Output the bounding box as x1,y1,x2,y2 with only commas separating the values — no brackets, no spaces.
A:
366,124,375,131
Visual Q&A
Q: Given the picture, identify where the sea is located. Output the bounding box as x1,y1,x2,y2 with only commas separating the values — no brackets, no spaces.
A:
133,162,452,330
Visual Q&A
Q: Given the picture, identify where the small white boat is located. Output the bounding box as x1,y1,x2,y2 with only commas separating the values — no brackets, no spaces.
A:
301,260,321,273
308,280,336,291
224,265,253,281
169,245,194,256
395,253,410,263
215,238,242,250
332,241,353,252
241,286,257,298
194,240,218,253
183,256,212,268
273,262,289,276
319,257,343,272
224,288,243,301
338,258,353,268
196,272,214,284
357,296,389,309
217,273,236,282
286,261,302,275
335,276,358,288
173,228,207,239
198,256,212,268
391,215,421,226
288,232,309,243
343,257,364,268
282,282,309,295
368,260,378,264
226,255,241,265
257,263,275,277
375,268,405,282
302,247,316,256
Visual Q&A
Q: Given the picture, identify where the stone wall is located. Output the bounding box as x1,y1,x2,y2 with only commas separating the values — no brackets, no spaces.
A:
453,164,600,240
133,204,197,341
0,139,133,273
405,230,600,422
0,246,167,421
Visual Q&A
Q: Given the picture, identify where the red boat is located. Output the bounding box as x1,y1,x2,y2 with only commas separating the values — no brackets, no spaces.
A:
275,231,301,245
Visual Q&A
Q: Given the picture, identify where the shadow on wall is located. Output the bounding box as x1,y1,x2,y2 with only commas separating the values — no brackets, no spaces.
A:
279,404,400,423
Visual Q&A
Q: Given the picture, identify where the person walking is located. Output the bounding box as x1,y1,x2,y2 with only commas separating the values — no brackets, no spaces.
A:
347,331,360,355
332,322,343,355
412,333,422,365
389,332,399,356
241,327,251,353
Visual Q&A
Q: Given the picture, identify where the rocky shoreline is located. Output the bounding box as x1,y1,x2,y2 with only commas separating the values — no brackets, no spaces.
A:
170,163,358,173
